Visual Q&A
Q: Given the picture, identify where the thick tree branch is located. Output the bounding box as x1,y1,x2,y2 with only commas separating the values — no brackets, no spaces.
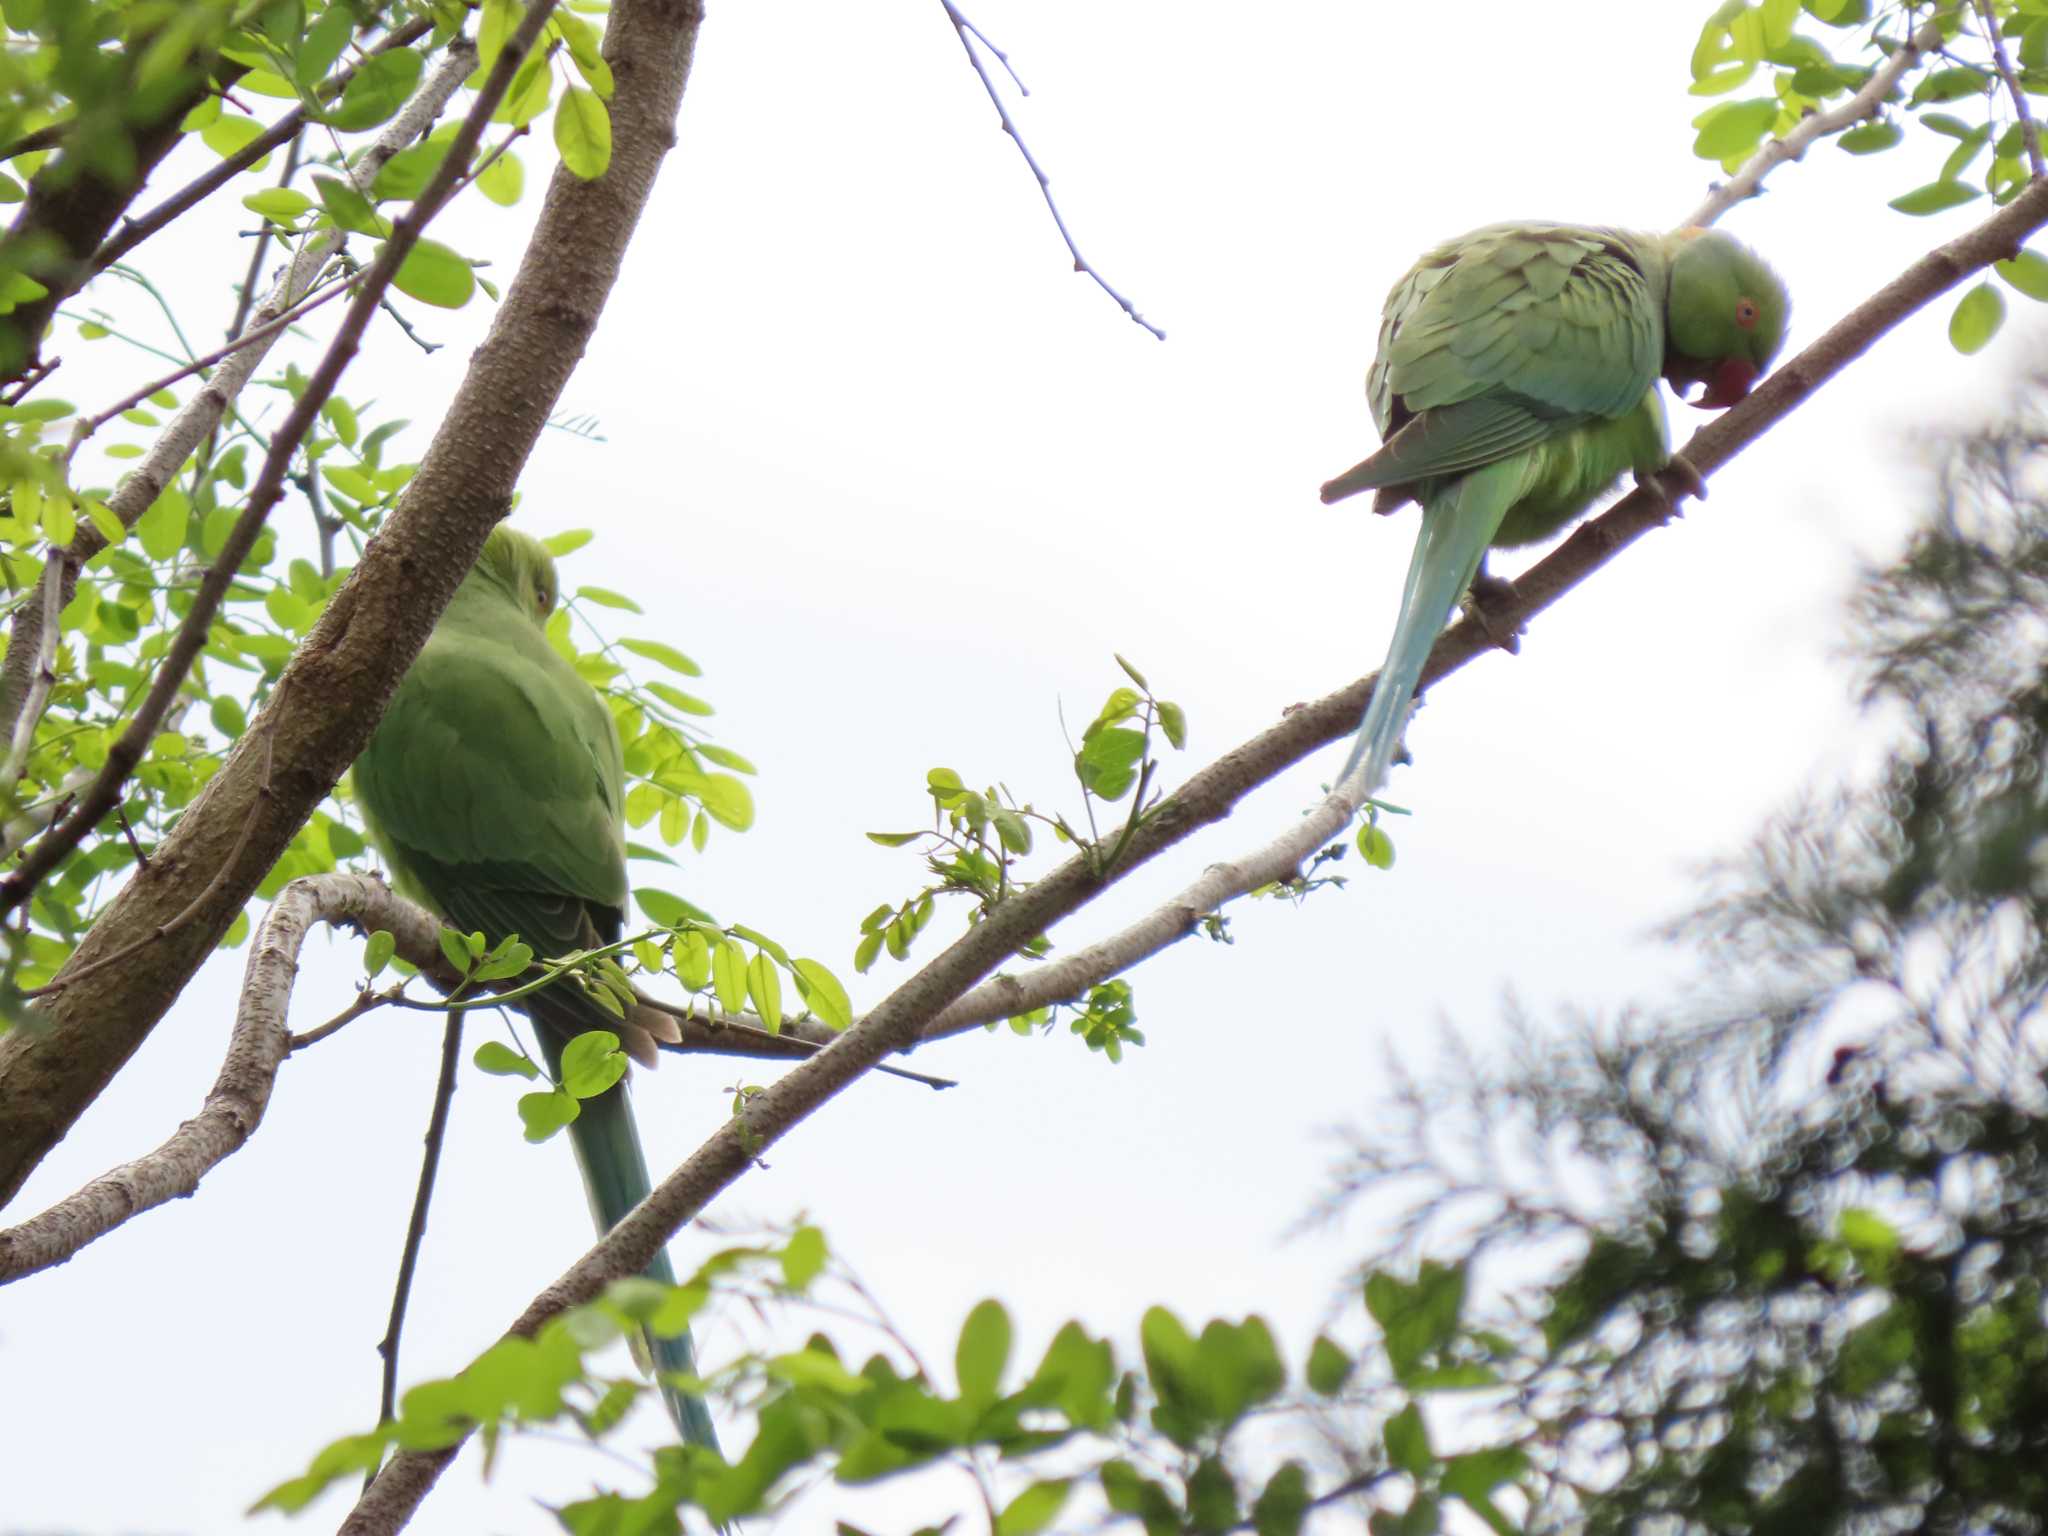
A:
338,173,2048,1531
1683,17,1946,229
0,0,711,1207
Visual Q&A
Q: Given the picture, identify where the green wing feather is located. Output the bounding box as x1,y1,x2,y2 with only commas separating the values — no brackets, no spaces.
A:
1324,224,1666,506
353,528,716,1451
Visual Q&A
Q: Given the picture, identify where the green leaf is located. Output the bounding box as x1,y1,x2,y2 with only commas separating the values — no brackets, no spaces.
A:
1911,65,1988,105
477,149,524,206
474,1040,538,1078
1995,249,2048,300
574,584,641,613
314,173,391,237
1306,1335,1353,1395
780,1224,827,1288
517,1088,579,1141
387,239,475,309
792,957,853,1029
1357,820,1396,870
633,887,711,929
712,938,747,1014
137,489,187,560
1156,699,1187,749
558,1030,627,1098
1691,98,1778,162
242,187,314,221
1836,118,1901,155
1384,1403,1432,1476
955,1299,1012,1403
867,831,920,847
437,928,472,975
326,47,425,132
620,636,701,676
544,528,593,557
1949,282,2005,354
362,929,395,978
1888,180,1981,215
554,86,612,179
745,949,783,1032
994,1480,1071,1536
372,139,450,201
1077,726,1146,800
296,2,355,88
1252,1463,1310,1536
200,113,269,160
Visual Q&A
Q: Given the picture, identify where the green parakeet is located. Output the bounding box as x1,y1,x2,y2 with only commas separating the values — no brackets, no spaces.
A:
352,526,716,1451
1320,222,1788,797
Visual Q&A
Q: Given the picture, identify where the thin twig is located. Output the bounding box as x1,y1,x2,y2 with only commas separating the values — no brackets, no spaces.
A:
1977,0,2046,181
289,985,397,1051
375,294,441,354
0,357,58,407
113,805,149,871
372,1009,467,1455
936,0,1164,340
72,267,359,449
1682,17,1947,228
0,28,513,926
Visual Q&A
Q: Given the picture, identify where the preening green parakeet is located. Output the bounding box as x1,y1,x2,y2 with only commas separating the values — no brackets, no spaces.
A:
352,526,716,1451
1321,222,1788,797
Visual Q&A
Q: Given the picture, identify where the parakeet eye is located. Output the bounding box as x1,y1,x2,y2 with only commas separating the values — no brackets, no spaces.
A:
1735,296,1759,330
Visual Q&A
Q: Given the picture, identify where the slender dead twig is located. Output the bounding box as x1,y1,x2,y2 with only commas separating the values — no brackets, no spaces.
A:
1977,0,2047,182
290,986,394,1051
1683,16,1947,229
372,1009,466,1459
71,267,359,450
936,0,1164,340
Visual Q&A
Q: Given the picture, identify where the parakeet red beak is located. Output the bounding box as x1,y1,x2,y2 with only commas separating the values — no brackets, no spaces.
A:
1691,356,1758,410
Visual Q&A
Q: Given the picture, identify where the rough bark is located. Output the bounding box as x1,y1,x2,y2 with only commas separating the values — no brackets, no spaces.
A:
0,0,709,1206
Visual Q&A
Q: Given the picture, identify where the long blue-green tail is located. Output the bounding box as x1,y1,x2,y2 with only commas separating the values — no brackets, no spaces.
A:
1340,458,1531,797
539,1026,719,1451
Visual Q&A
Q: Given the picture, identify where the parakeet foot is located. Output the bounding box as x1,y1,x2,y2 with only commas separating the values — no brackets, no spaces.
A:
1636,455,1708,519
1461,572,1522,656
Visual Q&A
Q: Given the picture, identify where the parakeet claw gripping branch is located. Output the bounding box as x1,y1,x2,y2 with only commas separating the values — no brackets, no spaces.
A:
1321,222,1788,801
353,526,719,1452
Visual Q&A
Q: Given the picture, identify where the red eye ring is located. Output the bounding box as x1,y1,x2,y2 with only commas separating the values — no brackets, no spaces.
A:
1735,296,1759,330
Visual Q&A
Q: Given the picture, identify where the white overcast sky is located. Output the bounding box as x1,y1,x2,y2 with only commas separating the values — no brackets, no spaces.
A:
3,2,2027,1532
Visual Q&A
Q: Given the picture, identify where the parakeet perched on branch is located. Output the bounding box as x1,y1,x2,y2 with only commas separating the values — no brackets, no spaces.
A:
1321,222,1788,798
352,525,716,1451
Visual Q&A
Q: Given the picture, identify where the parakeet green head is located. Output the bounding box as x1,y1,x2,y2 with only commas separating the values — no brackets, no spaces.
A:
1662,229,1788,411
473,525,560,627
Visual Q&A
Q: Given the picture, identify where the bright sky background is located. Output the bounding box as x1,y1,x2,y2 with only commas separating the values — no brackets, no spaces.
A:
3,2,2030,1531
